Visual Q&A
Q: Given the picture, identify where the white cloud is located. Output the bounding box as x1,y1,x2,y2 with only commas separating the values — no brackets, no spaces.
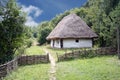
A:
21,5,43,27
21,5,43,17
25,16,38,27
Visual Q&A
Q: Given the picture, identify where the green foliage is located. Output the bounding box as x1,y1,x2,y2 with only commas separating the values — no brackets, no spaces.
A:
23,26,33,48
0,0,27,63
14,46,26,57
110,2,120,33
26,39,33,48
38,27,51,45
33,32,37,38
30,26,39,38
37,21,51,45
82,0,120,47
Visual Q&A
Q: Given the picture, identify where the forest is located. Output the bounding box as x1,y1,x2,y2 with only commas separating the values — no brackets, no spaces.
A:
0,0,120,64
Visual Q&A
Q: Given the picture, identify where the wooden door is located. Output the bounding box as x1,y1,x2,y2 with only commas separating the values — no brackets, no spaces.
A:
60,39,63,48
53,40,54,47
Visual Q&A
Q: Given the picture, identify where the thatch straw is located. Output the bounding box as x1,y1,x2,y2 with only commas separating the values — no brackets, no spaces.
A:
46,13,98,40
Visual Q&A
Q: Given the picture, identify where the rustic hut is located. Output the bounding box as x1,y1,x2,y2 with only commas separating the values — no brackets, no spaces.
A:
46,13,98,48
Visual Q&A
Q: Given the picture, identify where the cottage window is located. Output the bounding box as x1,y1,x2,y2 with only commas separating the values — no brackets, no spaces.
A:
75,39,79,43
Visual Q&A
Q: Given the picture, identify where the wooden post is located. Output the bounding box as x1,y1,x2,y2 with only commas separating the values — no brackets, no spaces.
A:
117,26,120,59
72,50,74,58
56,53,59,62
47,53,49,62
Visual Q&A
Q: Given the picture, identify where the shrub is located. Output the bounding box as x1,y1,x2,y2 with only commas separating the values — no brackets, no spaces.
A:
26,39,33,48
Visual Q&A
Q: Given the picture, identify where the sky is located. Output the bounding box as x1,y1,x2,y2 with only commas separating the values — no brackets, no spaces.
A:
17,0,87,27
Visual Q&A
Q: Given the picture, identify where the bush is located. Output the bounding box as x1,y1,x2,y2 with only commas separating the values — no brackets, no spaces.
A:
26,39,33,48
38,28,51,45
14,46,26,56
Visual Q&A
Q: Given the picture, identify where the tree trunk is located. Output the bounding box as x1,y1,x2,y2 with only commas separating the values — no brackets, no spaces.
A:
117,26,120,59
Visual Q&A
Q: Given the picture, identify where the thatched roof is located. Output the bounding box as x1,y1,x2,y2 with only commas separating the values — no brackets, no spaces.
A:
46,13,98,40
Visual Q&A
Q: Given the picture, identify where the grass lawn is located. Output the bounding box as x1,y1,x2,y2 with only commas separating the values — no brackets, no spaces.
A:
3,64,50,80
25,46,45,55
56,56,120,80
24,45,71,56
26,44,83,55
44,45,82,54
3,56,120,80
24,45,81,61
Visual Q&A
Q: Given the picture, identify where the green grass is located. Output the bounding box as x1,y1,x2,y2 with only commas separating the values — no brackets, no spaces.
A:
26,45,82,55
24,45,81,61
3,64,50,80
25,46,45,55
56,56,120,80
3,56,120,80
44,45,81,54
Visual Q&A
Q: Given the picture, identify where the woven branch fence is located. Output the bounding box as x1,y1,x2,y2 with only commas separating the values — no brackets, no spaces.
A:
0,58,18,78
0,54,49,79
57,47,117,61
0,47,117,79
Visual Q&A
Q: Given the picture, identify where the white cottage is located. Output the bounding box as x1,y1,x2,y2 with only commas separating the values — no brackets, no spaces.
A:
46,13,98,48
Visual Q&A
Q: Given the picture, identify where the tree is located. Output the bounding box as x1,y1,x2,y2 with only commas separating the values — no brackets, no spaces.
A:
110,2,120,59
38,21,52,45
0,0,26,64
78,0,120,47
38,28,51,45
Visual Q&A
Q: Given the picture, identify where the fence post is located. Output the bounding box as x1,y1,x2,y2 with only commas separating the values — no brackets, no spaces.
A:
64,50,67,59
47,53,49,62
56,53,59,62
78,51,81,58
84,49,86,57
72,50,74,58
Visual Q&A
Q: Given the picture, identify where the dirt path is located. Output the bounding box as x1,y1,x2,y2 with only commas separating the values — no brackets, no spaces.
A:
44,49,56,80
32,39,39,46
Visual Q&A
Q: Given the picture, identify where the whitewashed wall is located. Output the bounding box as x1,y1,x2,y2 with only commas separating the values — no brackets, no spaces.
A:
63,39,92,48
51,39,92,48
50,40,53,47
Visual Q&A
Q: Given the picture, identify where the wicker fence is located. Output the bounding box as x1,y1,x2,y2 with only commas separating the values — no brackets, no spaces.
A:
57,47,117,61
0,54,49,79
0,58,18,78
18,54,49,65
0,47,117,78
